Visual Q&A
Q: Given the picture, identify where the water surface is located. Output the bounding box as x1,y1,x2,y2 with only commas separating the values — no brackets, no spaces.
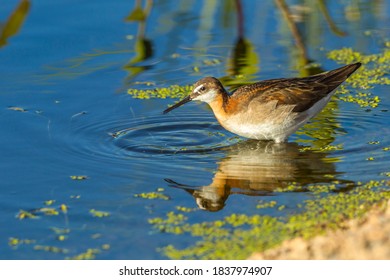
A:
1,0,390,259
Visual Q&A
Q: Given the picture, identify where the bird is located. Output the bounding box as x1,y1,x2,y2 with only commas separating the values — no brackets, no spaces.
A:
163,62,361,143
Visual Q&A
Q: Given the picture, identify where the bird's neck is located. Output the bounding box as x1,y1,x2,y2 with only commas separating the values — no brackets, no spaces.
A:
208,89,232,122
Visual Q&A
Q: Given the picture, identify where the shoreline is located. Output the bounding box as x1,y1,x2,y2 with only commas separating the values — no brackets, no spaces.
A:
249,200,390,260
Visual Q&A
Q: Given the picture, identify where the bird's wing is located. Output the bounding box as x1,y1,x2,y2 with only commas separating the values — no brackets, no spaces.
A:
231,63,361,113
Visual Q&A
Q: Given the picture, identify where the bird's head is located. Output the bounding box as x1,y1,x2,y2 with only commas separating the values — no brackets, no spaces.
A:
163,77,225,114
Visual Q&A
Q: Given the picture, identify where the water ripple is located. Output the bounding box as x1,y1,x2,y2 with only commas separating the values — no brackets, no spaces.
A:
64,113,240,166
111,114,240,154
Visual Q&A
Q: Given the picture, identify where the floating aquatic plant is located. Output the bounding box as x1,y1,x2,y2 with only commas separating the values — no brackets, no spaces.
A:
89,209,110,218
149,180,390,259
8,238,35,247
34,245,69,254
328,44,390,108
134,188,170,200
128,84,193,100
128,44,389,109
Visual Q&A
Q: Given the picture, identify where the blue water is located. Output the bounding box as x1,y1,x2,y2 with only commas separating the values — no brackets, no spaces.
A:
1,0,390,259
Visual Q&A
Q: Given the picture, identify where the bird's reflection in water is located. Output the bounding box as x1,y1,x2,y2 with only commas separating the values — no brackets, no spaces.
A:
166,140,349,212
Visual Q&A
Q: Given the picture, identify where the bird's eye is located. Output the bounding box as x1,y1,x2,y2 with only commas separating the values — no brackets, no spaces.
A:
200,86,206,91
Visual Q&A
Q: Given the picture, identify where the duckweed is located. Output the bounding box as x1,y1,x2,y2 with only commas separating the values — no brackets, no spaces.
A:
16,210,38,220
89,209,110,218
10,192,109,259
44,200,56,206
256,200,277,209
60,204,68,214
176,206,197,212
34,245,69,254
50,227,70,235
277,205,286,211
66,248,101,260
38,207,59,216
8,238,36,247
149,180,390,259
127,45,389,110
328,45,390,107
202,58,221,66
299,144,343,152
306,184,337,193
16,204,70,219
127,84,193,99
57,235,67,241
274,182,305,192
134,191,170,200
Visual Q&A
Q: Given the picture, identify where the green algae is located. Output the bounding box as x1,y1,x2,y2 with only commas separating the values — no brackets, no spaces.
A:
328,44,390,108
34,245,69,254
16,210,38,220
306,184,337,193
299,144,343,152
134,189,170,200
66,245,110,260
128,45,389,110
66,248,101,260
89,209,110,218
10,191,110,259
16,201,70,219
176,206,198,212
37,207,59,216
57,235,67,241
50,227,70,235
44,200,56,206
256,200,277,209
128,84,193,100
8,237,36,247
149,180,390,260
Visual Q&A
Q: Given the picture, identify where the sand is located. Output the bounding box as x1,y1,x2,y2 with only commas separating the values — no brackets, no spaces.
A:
249,200,390,260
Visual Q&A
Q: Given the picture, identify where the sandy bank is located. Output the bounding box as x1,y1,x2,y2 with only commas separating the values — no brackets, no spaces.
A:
249,200,390,260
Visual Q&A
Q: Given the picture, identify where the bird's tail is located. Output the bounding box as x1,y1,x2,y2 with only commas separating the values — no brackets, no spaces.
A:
317,62,361,90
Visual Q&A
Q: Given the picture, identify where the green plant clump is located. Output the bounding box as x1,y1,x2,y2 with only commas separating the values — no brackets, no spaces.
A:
328,44,390,108
128,85,193,99
128,45,389,109
149,180,390,259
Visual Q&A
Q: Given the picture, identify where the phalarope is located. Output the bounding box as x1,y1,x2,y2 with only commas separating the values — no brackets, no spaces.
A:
163,63,361,143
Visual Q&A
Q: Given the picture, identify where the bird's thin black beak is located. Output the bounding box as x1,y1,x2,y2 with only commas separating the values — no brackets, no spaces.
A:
163,95,192,114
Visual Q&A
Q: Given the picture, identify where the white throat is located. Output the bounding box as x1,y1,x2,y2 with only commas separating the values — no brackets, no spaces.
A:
193,89,218,104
